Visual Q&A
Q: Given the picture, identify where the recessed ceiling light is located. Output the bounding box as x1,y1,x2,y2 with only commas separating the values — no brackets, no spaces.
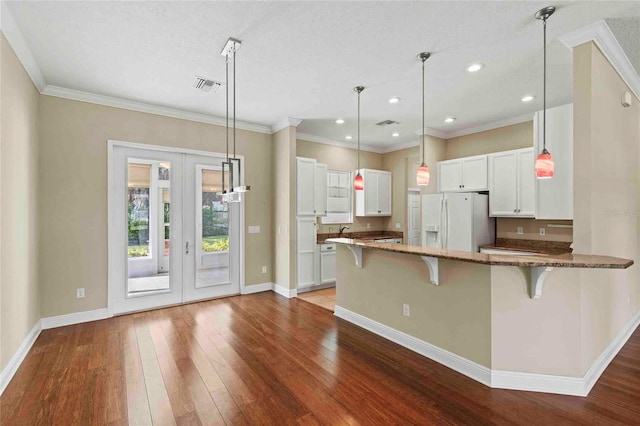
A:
388,97,401,104
521,95,535,102
466,63,484,73
335,118,345,124
444,117,456,123
345,135,353,140
392,132,400,137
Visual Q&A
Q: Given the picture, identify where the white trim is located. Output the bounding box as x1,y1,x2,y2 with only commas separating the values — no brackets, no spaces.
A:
442,113,533,139
273,284,298,299
413,127,449,139
334,305,640,397
272,117,302,133
0,321,41,396
379,139,421,154
241,282,273,295
334,305,491,386
560,20,640,101
296,132,385,154
108,139,245,161
41,308,112,330
43,85,272,134
0,2,47,91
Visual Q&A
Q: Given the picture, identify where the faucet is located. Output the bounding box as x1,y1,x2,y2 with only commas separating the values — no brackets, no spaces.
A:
339,225,349,237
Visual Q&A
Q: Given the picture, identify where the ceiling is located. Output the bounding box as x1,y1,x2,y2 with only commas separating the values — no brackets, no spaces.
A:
5,1,640,150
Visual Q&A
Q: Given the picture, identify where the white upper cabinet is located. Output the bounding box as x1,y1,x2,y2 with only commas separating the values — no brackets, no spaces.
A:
437,155,488,192
488,148,535,217
296,157,328,216
534,103,573,220
355,168,392,216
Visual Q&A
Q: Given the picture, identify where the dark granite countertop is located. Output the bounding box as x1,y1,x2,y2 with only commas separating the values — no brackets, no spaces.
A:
480,238,572,255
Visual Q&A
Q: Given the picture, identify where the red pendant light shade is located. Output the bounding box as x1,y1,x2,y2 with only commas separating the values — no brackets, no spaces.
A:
354,172,364,190
417,164,430,186
535,148,554,179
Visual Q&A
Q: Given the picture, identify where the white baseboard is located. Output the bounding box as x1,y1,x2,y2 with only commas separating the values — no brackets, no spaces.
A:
334,305,491,386
297,282,335,294
272,284,298,299
0,321,42,396
334,305,640,397
41,308,112,330
241,282,274,295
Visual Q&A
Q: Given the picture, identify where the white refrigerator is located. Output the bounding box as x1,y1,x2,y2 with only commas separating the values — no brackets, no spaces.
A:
422,193,494,252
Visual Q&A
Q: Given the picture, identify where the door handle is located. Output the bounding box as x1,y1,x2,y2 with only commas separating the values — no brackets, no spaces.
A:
185,241,191,254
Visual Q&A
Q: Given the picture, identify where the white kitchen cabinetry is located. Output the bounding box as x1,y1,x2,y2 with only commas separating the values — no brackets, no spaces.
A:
319,244,336,284
296,217,316,289
355,169,392,217
534,103,573,220
437,155,488,192
296,157,328,216
488,148,535,217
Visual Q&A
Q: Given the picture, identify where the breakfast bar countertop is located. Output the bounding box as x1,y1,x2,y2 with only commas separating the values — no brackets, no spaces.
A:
327,238,633,269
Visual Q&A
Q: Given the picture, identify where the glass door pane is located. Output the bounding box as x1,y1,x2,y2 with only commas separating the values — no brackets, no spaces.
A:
197,168,230,288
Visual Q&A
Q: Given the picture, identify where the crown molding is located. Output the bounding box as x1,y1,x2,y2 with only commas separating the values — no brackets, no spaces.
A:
296,132,385,154
559,20,640,101
412,127,448,139
41,85,273,134
0,2,47,91
271,117,303,133
443,113,533,139
379,140,421,154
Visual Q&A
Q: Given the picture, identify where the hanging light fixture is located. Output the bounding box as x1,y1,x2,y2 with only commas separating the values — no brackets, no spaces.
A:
534,6,556,179
220,37,251,203
416,52,431,186
354,86,365,191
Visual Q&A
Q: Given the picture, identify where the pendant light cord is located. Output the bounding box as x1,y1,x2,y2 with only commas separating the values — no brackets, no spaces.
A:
357,90,360,171
543,17,547,152
422,56,425,165
225,54,229,163
233,43,237,159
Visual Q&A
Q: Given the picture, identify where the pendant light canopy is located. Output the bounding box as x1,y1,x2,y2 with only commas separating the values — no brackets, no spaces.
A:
534,6,555,179
354,86,365,191
220,37,250,203
417,52,431,186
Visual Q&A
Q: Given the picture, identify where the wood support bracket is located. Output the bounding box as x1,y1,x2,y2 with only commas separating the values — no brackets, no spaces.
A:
421,256,439,285
530,266,554,299
347,245,363,268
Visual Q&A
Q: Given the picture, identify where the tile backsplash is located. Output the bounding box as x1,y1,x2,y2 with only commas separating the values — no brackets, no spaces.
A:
316,216,387,234
496,218,573,242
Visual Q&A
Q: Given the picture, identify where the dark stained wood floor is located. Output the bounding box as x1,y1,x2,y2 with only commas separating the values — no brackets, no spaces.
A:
2,292,639,425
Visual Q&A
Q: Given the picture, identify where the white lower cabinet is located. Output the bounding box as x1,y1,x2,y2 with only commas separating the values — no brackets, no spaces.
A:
320,247,336,284
296,217,316,289
488,148,535,217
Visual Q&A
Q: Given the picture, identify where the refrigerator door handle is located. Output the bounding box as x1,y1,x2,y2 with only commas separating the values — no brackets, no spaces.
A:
443,198,448,249
439,197,445,249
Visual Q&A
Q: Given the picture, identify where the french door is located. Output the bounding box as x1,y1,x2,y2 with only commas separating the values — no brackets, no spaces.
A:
109,143,242,315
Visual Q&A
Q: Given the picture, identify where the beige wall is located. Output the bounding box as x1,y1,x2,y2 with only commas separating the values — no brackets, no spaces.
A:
497,218,573,242
336,246,492,366
445,121,533,160
273,127,296,290
296,139,386,233
38,96,273,317
1,35,40,370
573,42,640,374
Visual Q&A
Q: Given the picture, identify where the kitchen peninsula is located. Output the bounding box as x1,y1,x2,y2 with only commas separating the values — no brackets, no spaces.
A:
328,237,634,396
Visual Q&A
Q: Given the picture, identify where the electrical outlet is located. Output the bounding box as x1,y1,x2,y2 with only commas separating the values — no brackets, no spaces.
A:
395,222,401,229
76,288,85,299
262,266,267,274
402,304,410,317
367,223,371,229
248,225,260,234
517,227,524,235
539,228,546,236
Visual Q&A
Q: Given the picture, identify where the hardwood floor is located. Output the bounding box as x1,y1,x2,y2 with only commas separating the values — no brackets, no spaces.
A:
297,287,336,311
2,292,639,425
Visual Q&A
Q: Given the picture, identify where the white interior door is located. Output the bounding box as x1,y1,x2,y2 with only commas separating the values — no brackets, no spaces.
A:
407,192,421,246
183,155,241,302
109,143,243,315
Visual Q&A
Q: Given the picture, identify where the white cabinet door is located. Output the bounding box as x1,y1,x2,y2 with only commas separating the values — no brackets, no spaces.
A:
462,156,488,191
296,157,316,216
320,251,336,284
438,160,463,192
296,217,316,288
377,171,392,215
535,103,573,219
314,163,328,216
489,151,518,216
517,149,535,217
363,169,379,216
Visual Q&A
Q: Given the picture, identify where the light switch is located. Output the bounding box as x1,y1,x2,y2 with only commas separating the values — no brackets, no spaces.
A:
517,227,524,235
395,223,401,229
248,225,260,234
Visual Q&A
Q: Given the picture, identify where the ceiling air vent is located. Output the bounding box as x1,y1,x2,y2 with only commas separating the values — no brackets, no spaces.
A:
193,76,223,93
376,120,399,126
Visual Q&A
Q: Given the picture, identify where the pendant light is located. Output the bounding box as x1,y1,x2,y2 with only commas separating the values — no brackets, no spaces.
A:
534,6,555,179
354,86,365,191
220,37,250,203
416,52,431,186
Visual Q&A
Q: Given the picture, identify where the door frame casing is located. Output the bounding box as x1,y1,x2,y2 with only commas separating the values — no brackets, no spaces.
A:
107,139,246,315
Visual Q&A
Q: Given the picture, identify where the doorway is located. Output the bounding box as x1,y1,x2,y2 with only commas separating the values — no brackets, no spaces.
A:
108,142,244,315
